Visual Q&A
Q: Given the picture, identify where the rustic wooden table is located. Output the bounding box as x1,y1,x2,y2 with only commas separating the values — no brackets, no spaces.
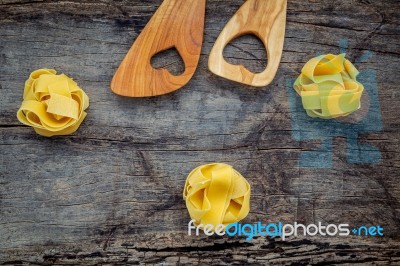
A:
1,0,399,265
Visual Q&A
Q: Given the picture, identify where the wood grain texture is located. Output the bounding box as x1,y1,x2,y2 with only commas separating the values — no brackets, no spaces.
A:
1,0,400,265
209,0,287,87
111,0,206,97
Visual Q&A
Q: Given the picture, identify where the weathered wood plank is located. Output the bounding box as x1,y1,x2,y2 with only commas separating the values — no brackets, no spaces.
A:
1,0,399,264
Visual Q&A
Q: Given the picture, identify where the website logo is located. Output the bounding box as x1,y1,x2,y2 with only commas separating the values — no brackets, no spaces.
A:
188,220,384,241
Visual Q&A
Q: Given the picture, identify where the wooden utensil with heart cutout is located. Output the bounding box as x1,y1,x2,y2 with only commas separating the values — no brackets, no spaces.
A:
111,0,206,97
209,0,287,87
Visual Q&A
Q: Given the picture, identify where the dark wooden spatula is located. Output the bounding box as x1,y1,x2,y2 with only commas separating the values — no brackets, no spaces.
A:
111,0,206,97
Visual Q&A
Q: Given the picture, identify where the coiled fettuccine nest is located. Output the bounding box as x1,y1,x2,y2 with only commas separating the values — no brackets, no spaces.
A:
183,163,251,231
294,54,364,119
17,69,89,137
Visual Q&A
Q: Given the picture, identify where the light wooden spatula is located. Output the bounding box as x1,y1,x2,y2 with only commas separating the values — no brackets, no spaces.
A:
111,0,206,97
209,0,287,87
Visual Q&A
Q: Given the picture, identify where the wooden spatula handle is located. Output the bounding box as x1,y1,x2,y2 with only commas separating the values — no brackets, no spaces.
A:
209,0,287,87
111,0,206,97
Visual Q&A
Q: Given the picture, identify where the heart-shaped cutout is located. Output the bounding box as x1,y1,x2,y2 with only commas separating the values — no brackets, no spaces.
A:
223,34,268,74
151,47,185,76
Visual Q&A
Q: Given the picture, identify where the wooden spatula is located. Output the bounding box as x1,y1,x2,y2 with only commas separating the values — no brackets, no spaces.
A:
209,0,287,87
111,0,206,97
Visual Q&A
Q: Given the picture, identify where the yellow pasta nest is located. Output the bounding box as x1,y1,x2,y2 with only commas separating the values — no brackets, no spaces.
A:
17,69,89,137
183,163,251,231
294,54,364,119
